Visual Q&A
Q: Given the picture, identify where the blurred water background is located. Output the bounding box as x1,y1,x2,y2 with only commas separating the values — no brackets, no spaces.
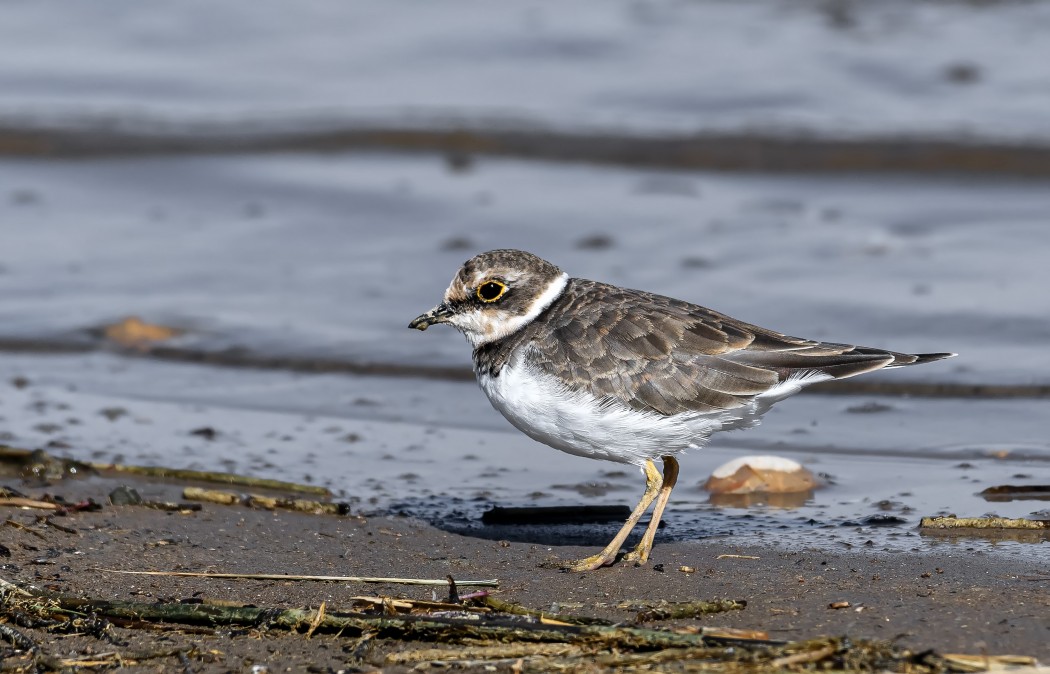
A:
1,1,1048,556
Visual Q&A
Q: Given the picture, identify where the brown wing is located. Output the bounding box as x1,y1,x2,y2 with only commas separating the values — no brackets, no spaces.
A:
488,279,951,416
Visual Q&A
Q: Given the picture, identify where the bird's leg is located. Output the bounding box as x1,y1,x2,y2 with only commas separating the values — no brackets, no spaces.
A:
567,459,663,572
623,455,679,565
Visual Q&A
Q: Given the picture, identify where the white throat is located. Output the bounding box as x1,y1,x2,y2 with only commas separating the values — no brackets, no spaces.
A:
456,272,569,348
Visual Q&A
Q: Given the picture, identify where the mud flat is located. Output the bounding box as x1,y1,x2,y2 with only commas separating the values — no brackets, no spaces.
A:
1,470,1047,672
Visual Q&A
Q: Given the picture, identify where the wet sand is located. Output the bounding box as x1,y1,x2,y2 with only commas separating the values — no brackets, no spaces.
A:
2,473,1047,671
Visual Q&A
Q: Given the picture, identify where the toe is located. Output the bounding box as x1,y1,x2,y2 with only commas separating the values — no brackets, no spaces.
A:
566,554,613,572
624,545,651,565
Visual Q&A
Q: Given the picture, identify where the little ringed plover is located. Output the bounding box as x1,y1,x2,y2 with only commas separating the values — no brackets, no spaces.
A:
409,249,954,571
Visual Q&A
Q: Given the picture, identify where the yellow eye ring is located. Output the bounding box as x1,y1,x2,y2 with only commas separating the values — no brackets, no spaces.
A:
476,280,508,303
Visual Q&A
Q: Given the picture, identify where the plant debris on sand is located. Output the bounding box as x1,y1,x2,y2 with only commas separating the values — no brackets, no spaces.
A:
0,450,1046,671
1,577,1035,673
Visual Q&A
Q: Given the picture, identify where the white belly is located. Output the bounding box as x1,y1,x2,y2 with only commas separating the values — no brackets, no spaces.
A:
476,352,729,466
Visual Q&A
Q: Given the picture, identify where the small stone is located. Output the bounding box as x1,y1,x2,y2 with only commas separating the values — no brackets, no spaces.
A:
109,486,143,506
189,427,218,441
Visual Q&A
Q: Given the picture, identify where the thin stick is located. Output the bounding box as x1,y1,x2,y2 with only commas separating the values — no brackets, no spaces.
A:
96,569,499,587
0,497,60,510
3,519,47,539
770,644,837,667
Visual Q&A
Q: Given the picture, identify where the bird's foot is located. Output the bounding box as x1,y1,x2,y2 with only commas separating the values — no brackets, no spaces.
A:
622,542,652,566
565,552,616,572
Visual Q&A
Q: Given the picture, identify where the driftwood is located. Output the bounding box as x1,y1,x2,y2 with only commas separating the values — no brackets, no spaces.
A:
182,486,350,515
920,516,1050,530
0,445,329,496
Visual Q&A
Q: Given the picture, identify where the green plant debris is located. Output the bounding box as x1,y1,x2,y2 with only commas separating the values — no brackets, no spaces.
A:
920,516,1050,530
631,599,747,622
0,578,1038,673
182,486,351,515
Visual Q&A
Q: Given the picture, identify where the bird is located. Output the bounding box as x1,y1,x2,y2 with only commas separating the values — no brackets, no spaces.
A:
409,249,954,571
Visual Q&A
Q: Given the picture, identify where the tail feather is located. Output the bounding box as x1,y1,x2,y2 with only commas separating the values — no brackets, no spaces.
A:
728,347,956,385
883,352,957,369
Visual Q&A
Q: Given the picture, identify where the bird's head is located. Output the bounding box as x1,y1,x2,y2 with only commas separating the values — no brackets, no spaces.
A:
409,249,568,348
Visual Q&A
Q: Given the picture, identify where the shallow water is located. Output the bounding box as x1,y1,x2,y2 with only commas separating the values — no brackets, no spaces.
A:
2,153,1049,386
2,148,1048,560
2,353,1046,561
3,1,1050,141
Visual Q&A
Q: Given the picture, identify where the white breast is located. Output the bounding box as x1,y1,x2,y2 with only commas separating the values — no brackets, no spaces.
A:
476,349,731,466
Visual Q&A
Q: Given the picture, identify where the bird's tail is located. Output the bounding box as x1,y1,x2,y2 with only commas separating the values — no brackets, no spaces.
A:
883,352,956,369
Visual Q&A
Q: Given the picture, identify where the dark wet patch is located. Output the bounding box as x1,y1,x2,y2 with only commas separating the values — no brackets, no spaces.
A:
575,234,615,250
845,401,896,414
944,62,981,85
680,255,713,269
99,407,128,422
441,235,475,251
981,484,1050,502
481,505,631,525
189,426,218,440
552,481,632,497
633,174,699,197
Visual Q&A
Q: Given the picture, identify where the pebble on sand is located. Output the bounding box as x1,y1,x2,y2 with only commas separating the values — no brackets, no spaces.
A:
704,455,817,494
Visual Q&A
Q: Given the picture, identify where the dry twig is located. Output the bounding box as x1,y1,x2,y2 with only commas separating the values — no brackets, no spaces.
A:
96,568,500,587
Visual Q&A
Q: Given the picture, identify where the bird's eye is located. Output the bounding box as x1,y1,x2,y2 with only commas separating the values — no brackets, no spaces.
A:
477,280,507,303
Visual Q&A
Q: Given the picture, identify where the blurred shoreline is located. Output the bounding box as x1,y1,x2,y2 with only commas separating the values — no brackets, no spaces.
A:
4,117,1050,176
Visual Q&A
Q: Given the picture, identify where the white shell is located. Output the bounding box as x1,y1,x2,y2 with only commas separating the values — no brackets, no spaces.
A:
710,455,804,479
705,455,818,494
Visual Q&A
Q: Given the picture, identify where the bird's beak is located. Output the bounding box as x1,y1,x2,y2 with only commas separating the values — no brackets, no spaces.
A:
408,302,454,331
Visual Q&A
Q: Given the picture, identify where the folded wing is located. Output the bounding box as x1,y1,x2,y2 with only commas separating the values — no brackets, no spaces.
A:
523,280,953,416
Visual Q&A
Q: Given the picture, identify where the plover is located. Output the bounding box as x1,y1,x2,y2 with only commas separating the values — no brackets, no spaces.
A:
409,249,954,571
